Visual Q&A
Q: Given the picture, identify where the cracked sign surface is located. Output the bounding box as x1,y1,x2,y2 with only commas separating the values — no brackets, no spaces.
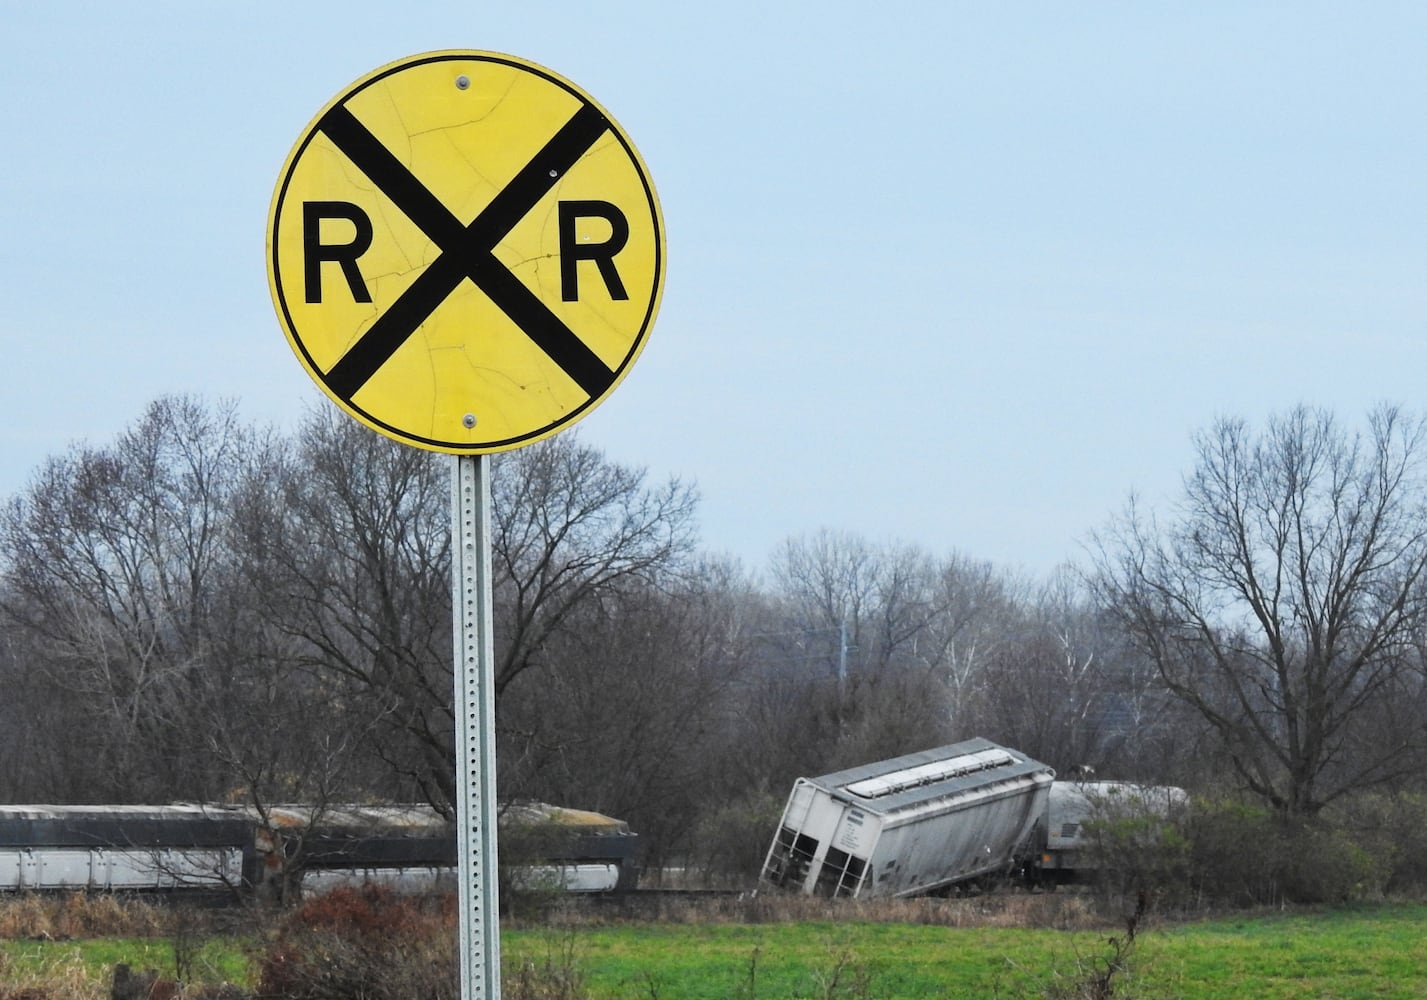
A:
267,51,664,452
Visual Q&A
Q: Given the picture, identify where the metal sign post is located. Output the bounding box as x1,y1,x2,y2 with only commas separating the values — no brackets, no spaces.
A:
451,453,501,998
267,50,665,1000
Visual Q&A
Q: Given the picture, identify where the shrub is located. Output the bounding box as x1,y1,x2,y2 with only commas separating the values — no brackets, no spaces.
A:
258,885,596,1000
1277,821,1389,904
1078,789,1192,910
256,886,458,1000
686,790,786,885
1331,791,1427,895
1181,795,1403,907
1182,798,1287,907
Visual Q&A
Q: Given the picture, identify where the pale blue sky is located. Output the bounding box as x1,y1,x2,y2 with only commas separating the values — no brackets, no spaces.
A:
2,3,1423,577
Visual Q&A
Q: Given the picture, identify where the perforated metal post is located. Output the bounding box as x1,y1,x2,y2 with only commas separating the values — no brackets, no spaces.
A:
452,454,501,999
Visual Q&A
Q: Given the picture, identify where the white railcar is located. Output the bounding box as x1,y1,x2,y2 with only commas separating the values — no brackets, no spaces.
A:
761,738,1054,899
0,805,251,892
300,861,623,895
0,846,244,891
1036,780,1188,884
0,801,641,897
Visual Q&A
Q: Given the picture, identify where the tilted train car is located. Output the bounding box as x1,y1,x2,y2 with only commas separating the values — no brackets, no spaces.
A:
0,801,640,897
761,738,1055,898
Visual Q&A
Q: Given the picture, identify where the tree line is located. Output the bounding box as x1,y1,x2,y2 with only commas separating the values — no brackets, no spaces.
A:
2,396,1425,874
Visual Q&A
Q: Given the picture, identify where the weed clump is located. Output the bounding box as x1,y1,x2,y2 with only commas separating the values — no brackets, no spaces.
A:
0,894,171,941
256,885,458,1000
0,952,102,1000
257,885,602,1000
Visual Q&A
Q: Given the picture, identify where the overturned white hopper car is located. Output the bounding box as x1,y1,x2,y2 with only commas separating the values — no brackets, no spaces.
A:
761,738,1054,898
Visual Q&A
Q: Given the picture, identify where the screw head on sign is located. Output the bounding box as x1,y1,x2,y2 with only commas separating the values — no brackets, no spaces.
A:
463,413,477,428
455,75,470,90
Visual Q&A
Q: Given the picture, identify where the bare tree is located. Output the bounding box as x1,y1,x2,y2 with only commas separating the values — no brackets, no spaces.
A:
490,432,699,697
499,557,751,867
0,396,259,800
0,619,76,799
759,531,1026,773
1092,405,1427,816
0,396,703,826
195,461,397,900
240,407,453,808
969,583,1102,771
925,552,1022,732
256,414,700,815
770,532,947,688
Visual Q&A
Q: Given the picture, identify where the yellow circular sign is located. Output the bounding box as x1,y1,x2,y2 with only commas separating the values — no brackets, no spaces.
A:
266,51,665,452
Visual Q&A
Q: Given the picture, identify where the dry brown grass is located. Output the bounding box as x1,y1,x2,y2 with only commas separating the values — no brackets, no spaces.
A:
0,894,176,941
0,951,106,1000
531,888,1111,931
3,886,1112,940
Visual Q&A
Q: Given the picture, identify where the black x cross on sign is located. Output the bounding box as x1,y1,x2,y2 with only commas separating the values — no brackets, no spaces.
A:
317,102,616,402
267,52,664,454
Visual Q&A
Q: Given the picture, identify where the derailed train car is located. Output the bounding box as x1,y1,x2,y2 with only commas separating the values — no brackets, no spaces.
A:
762,738,1191,899
761,738,1055,898
0,801,640,898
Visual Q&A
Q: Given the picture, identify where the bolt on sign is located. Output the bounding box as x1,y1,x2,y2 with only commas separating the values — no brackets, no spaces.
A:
266,51,665,452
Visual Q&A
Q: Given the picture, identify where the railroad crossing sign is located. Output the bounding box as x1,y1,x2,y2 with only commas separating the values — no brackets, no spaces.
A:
266,51,664,452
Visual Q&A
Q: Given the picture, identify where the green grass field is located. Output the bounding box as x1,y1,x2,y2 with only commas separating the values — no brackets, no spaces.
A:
3,902,1425,998
503,904,1427,999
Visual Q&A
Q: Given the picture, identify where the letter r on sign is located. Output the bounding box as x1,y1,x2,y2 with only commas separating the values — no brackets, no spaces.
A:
305,201,374,303
559,200,630,302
